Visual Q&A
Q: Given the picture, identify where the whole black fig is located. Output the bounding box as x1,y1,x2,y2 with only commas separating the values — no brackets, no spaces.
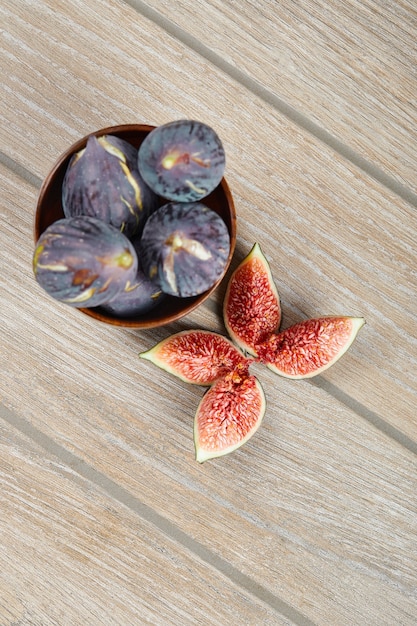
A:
99,271,165,317
137,120,226,202
139,202,230,297
62,134,158,238
33,216,138,308
99,237,165,317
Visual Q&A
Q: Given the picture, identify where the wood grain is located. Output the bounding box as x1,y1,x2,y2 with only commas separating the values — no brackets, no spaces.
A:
142,0,417,194
0,417,291,625
1,0,416,438
1,165,417,625
1,1,417,624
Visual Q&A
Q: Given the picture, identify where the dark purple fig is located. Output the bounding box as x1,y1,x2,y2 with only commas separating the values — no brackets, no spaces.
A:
99,238,165,317
62,134,158,238
139,202,230,297
33,216,138,308
137,120,225,202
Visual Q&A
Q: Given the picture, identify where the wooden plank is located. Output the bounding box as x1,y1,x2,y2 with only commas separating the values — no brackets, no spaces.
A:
1,2,417,623
1,0,416,440
0,416,293,625
1,165,416,625
140,0,417,195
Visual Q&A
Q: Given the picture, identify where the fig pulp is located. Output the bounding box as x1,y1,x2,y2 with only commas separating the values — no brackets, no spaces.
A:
139,202,230,297
33,216,138,307
140,330,264,462
256,316,366,379
194,374,266,463
223,243,281,355
140,330,250,385
62,134,158,238
224,243,365,379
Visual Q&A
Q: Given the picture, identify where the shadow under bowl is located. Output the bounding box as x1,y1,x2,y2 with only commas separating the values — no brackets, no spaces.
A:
34,124,237,329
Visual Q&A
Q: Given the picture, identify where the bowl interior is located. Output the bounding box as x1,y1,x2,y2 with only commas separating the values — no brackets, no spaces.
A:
34,124,236,328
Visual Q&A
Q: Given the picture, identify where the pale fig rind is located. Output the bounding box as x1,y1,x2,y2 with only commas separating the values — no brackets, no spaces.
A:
256,316,365,379
33,216,138,308
223,243,281,355
140,330,250,385
62,134,157,238
194,373,266,463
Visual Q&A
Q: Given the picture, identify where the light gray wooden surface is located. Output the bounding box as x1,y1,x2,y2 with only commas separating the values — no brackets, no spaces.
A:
1,1,416,625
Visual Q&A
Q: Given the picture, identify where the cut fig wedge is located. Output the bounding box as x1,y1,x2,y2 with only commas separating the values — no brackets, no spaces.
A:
256,316,365,379
223,243,281,355
194,373,266,463
140,329,250,385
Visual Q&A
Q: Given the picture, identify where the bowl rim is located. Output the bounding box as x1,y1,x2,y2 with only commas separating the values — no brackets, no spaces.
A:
34,123,237,329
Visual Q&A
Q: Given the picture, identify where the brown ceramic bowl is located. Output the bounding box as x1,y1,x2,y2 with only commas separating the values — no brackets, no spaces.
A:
34,124,236,328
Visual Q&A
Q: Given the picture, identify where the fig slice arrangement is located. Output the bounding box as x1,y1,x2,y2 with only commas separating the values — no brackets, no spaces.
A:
140,243,365,462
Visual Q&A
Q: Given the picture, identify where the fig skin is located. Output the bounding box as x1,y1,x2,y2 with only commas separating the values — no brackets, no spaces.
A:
33,216,138,308
99,266,165,318
62,134,158,238
137,119,226,202
139,202,230,297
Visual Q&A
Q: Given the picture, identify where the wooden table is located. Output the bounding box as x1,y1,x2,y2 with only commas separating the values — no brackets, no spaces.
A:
1,2,416,624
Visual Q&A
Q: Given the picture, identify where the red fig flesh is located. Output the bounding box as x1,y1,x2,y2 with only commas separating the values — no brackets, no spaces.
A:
223,243,281,355
194,373,266,463
140,330,250,385
256,316,365,379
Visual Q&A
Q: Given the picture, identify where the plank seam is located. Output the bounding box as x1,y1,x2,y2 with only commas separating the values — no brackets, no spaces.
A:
0,151,43,189
2,154,414,458
124,0,417,209
310,377,417,455
0,402,316,626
